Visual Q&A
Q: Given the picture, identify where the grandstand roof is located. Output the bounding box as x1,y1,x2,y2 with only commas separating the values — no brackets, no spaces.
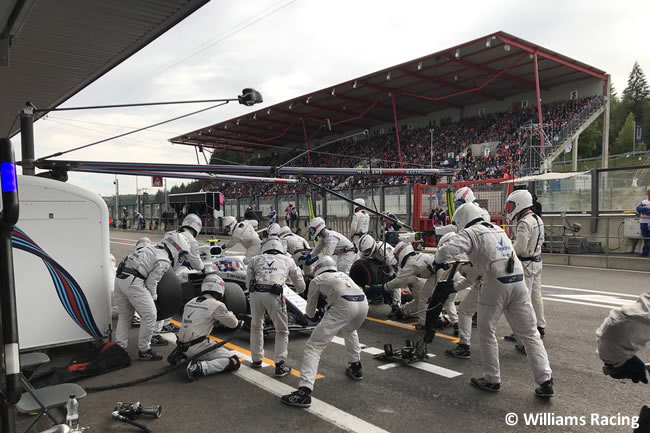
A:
1,0,209,137
170,31,607,153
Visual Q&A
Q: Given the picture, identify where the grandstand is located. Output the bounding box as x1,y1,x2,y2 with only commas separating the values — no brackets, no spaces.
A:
170,31,609,199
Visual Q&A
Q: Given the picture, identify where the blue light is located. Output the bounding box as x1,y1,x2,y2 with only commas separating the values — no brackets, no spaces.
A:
1,162,17,193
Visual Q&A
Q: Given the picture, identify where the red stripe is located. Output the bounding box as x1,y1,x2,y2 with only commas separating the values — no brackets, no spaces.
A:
55,267,88,333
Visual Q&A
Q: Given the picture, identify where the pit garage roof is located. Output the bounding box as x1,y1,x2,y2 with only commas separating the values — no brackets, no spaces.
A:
1,0,209,137
171,31,607,153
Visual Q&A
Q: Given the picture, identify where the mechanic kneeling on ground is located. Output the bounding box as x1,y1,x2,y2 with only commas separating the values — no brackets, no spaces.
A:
247,239,305,377
174,274,243,381
282,256,368,408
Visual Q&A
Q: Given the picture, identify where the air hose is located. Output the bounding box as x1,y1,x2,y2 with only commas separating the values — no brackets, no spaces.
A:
85,323,242,393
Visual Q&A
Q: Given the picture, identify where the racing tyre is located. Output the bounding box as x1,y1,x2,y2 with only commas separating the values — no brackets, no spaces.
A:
157,270,183,320
223,282,247,316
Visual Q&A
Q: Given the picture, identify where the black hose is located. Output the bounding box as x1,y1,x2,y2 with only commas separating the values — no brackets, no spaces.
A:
85,324,242,393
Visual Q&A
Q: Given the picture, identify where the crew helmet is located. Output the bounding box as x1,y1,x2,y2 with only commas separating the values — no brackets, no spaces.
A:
268,223,281,237
438,232,457,247
222,216,237,235
201,274,226,298
453,187,475,207
452,203,485,230
278,226,292,238
308,217,326,240
394,241,415,265
262,238,285,254
312,255,338,276
135,237,152,250
505,190,534,221
161,232,191,267
353,198,366,208
358,234,376,258
181,213,202,236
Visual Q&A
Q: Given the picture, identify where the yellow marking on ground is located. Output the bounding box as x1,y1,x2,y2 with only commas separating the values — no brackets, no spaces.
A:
365,316,460,343
406,321,419,326
169,319,323,379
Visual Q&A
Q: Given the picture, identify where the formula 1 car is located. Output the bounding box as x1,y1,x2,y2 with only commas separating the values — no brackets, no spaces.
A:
177,243,319,335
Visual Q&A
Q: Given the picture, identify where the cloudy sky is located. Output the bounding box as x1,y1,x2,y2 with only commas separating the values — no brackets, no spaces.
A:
14,0,650,197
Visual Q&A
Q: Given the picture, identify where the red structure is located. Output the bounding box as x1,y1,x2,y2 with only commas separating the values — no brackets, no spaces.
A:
171,31,607,164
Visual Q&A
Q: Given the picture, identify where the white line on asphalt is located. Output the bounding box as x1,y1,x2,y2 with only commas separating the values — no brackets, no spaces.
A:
110,237,139,243
542,297,619,309
542,284,641,298
544,263,650,274
362,347,385,356
159,336,389,432
236,366,391,433
377,363,400,370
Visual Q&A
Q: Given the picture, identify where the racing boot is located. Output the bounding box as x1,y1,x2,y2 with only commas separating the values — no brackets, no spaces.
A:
445,344,471,359
534,378,554,398
138,349,163,361
345,362,363,381
275,361,292,377
470,377,501,392
186,360,203,382
150,335,169,346
281,387,312,408
251,360,263,368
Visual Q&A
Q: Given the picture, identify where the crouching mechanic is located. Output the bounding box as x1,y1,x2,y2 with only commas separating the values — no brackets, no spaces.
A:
180,275,243,381
434,203,553,397
281,256,368,408
503,190,546,351
597,291,649,430
369,241,430,327
222,216,262,264
247,239,305,376
115,233,191,360
303,217,356,274
358,234,401,317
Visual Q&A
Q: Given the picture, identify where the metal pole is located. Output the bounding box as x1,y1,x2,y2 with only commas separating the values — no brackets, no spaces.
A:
1,138,21,433
135,176,139,215
20,104,35,175
430,129,434,169
533,52,545,151
591,169,599,233
114,177,120,224
391,94,404,168
601,75,611,169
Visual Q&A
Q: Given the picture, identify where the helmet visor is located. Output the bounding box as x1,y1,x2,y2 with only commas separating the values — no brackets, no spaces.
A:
505,201,516,215
454,198,465,207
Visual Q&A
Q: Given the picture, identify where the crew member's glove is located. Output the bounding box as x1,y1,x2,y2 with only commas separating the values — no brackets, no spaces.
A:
298,252,310,262
305,256,318,266
201,267,207,274
605,356,648,384
429,261,449,274
183,261,192,270
236,320,245,329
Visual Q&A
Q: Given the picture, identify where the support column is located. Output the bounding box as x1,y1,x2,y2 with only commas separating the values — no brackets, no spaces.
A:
20,104,35,175
302,119,312,167
601,75,611,168
240,135,247,165
390,94,404,168
533,52,545,151
571,136,579,171
591,169,599,233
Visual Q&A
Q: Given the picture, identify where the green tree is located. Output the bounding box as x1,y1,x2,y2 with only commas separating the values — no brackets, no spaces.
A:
622,61,649,122
578,116,602,158
209,149,246,165
612,112,635,154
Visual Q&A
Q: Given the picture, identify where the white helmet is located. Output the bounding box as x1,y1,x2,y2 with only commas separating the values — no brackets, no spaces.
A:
162,232,191,267
394,241,415,265
453,187,475,206
308,217,326,240
135,237,152,250
248,219,259,230
182,213,202,236
278,226,292,238
353,198,366,208
201,274,226,297
268,223,281,237
262,238,285,254
312,255,338,276
358,234,376,258
222,216,237,235
505,190,533,221
452,203,485,230
438,232,457,247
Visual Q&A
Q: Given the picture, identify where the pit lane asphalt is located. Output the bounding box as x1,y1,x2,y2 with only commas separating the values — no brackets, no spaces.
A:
20,230,646,433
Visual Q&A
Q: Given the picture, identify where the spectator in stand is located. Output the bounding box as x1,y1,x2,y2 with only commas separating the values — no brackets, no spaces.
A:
637,187,650,257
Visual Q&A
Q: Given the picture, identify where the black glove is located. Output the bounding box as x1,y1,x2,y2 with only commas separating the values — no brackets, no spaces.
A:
605,356,648,384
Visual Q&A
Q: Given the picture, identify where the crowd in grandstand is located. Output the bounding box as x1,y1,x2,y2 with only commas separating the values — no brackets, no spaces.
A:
206,96,600,198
